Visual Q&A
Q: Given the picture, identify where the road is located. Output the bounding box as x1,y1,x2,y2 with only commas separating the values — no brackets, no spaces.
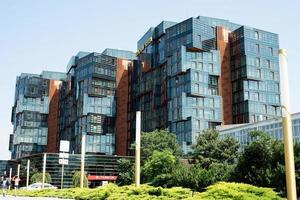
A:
0,196,73,200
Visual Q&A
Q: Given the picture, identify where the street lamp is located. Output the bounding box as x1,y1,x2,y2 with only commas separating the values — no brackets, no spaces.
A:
279,48,297,200
80,134,86,188
135,111,141,187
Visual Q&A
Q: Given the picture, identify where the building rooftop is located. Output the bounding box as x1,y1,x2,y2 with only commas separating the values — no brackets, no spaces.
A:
217,112,300,132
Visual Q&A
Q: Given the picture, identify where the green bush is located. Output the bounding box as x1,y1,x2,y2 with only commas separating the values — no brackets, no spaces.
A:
30,172,52,184
72,171,88,188
10,182,282,199
197,182,282,200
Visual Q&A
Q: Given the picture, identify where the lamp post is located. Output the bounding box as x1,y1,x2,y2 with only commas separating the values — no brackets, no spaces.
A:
80,134,86,188
9,168,12,190
279,48,297,200
17,164,20,177
135,111,141,187
42,153,47,189
26,160,30,188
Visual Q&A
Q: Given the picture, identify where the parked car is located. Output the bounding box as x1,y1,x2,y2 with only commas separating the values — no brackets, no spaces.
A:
20,183,57,190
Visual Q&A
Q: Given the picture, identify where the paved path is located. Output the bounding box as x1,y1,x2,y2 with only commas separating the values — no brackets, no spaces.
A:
0,196,73,200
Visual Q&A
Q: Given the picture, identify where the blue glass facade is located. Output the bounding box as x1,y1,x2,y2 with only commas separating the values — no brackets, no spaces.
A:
60,52,117,155
8,16,282,157
230,26,281,123
10,71,66,159
132,16,281,154
133,18,224,153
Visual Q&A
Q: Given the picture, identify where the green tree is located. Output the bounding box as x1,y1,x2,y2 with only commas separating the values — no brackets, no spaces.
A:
166,162,235,192
116,159,134,186
143,150,176,183
192,129,239,168
233,131,286,195
72,171,88,188
141,129,182,160
30,172,52,184
294,143,300,195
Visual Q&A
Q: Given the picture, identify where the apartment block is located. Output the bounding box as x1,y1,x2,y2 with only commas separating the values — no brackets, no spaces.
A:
9,16,281,157
128,16,281,153
10,71,66,159
59,50,134,155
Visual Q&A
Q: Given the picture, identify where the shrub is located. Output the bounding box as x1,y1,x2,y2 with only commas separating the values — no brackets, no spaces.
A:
10,182,282,200
72,171,88,188
197,182,282,200
30,172,52,184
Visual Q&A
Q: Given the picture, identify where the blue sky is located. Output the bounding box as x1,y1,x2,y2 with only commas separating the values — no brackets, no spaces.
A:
0,0,299,160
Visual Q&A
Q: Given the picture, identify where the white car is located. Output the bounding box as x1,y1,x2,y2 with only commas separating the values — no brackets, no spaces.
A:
20,183,57,190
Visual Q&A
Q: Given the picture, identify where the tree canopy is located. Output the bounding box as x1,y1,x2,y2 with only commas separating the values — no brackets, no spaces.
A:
116,159,134,186
191,129,239,168
72,171,88,188
141,129,182,160
30,172,52,184
232,131,286,195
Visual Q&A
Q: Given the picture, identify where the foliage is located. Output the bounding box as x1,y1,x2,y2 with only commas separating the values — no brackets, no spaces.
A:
30,172,52,184
294,143,300,196
10,182,282,200
143,150,176,183
156,162,234,192
232,131,286,195
192,129,239,168
197,182,282,200
141,129,183,160
116,159,134,186
72,171,88,188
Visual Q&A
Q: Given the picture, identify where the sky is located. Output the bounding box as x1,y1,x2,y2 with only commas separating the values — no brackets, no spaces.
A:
0,0,299,160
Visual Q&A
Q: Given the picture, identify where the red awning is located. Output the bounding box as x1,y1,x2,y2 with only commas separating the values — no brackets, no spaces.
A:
88,175,118,181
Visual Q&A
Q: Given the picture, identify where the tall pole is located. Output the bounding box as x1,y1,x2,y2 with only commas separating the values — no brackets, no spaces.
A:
80,134,86,188
42,153,47,189
135,111,141,187
26,160,30,188
61,164,64,189
279,48,297,200
9,168,12,190
17,164,20,177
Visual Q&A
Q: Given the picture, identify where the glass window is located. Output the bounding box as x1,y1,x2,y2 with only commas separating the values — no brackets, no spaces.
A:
256,44,260,53
255,31,259,40
267,60,271,69
255,57,260,67
269,47,273,56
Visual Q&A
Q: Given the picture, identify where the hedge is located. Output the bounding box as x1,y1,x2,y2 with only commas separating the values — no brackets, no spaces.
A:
10,182,282,200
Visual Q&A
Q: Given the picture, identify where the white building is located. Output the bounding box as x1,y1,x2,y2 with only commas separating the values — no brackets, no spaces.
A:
217,112,300,148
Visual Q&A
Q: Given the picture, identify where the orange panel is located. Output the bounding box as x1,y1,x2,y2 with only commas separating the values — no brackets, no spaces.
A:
47,80,62,153
217,27,233,125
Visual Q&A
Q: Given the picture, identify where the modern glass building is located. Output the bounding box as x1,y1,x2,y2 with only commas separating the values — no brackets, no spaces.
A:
60,52,117,155
10,71,66,159
218,112,300,149
60,50,135,155
8,16,282,157
130,16,281,154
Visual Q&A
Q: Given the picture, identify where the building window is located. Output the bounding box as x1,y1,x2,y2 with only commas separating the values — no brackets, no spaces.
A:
269,47,273,56
255,57,260,67
271,72,275,80
255,31,259,40
267,60,271,69
195,83,199,93
255,44,260,53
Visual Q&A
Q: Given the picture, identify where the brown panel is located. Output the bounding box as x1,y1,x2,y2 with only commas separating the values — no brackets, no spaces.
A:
47,80,62,153
217,27,233,125
115,59,131,156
